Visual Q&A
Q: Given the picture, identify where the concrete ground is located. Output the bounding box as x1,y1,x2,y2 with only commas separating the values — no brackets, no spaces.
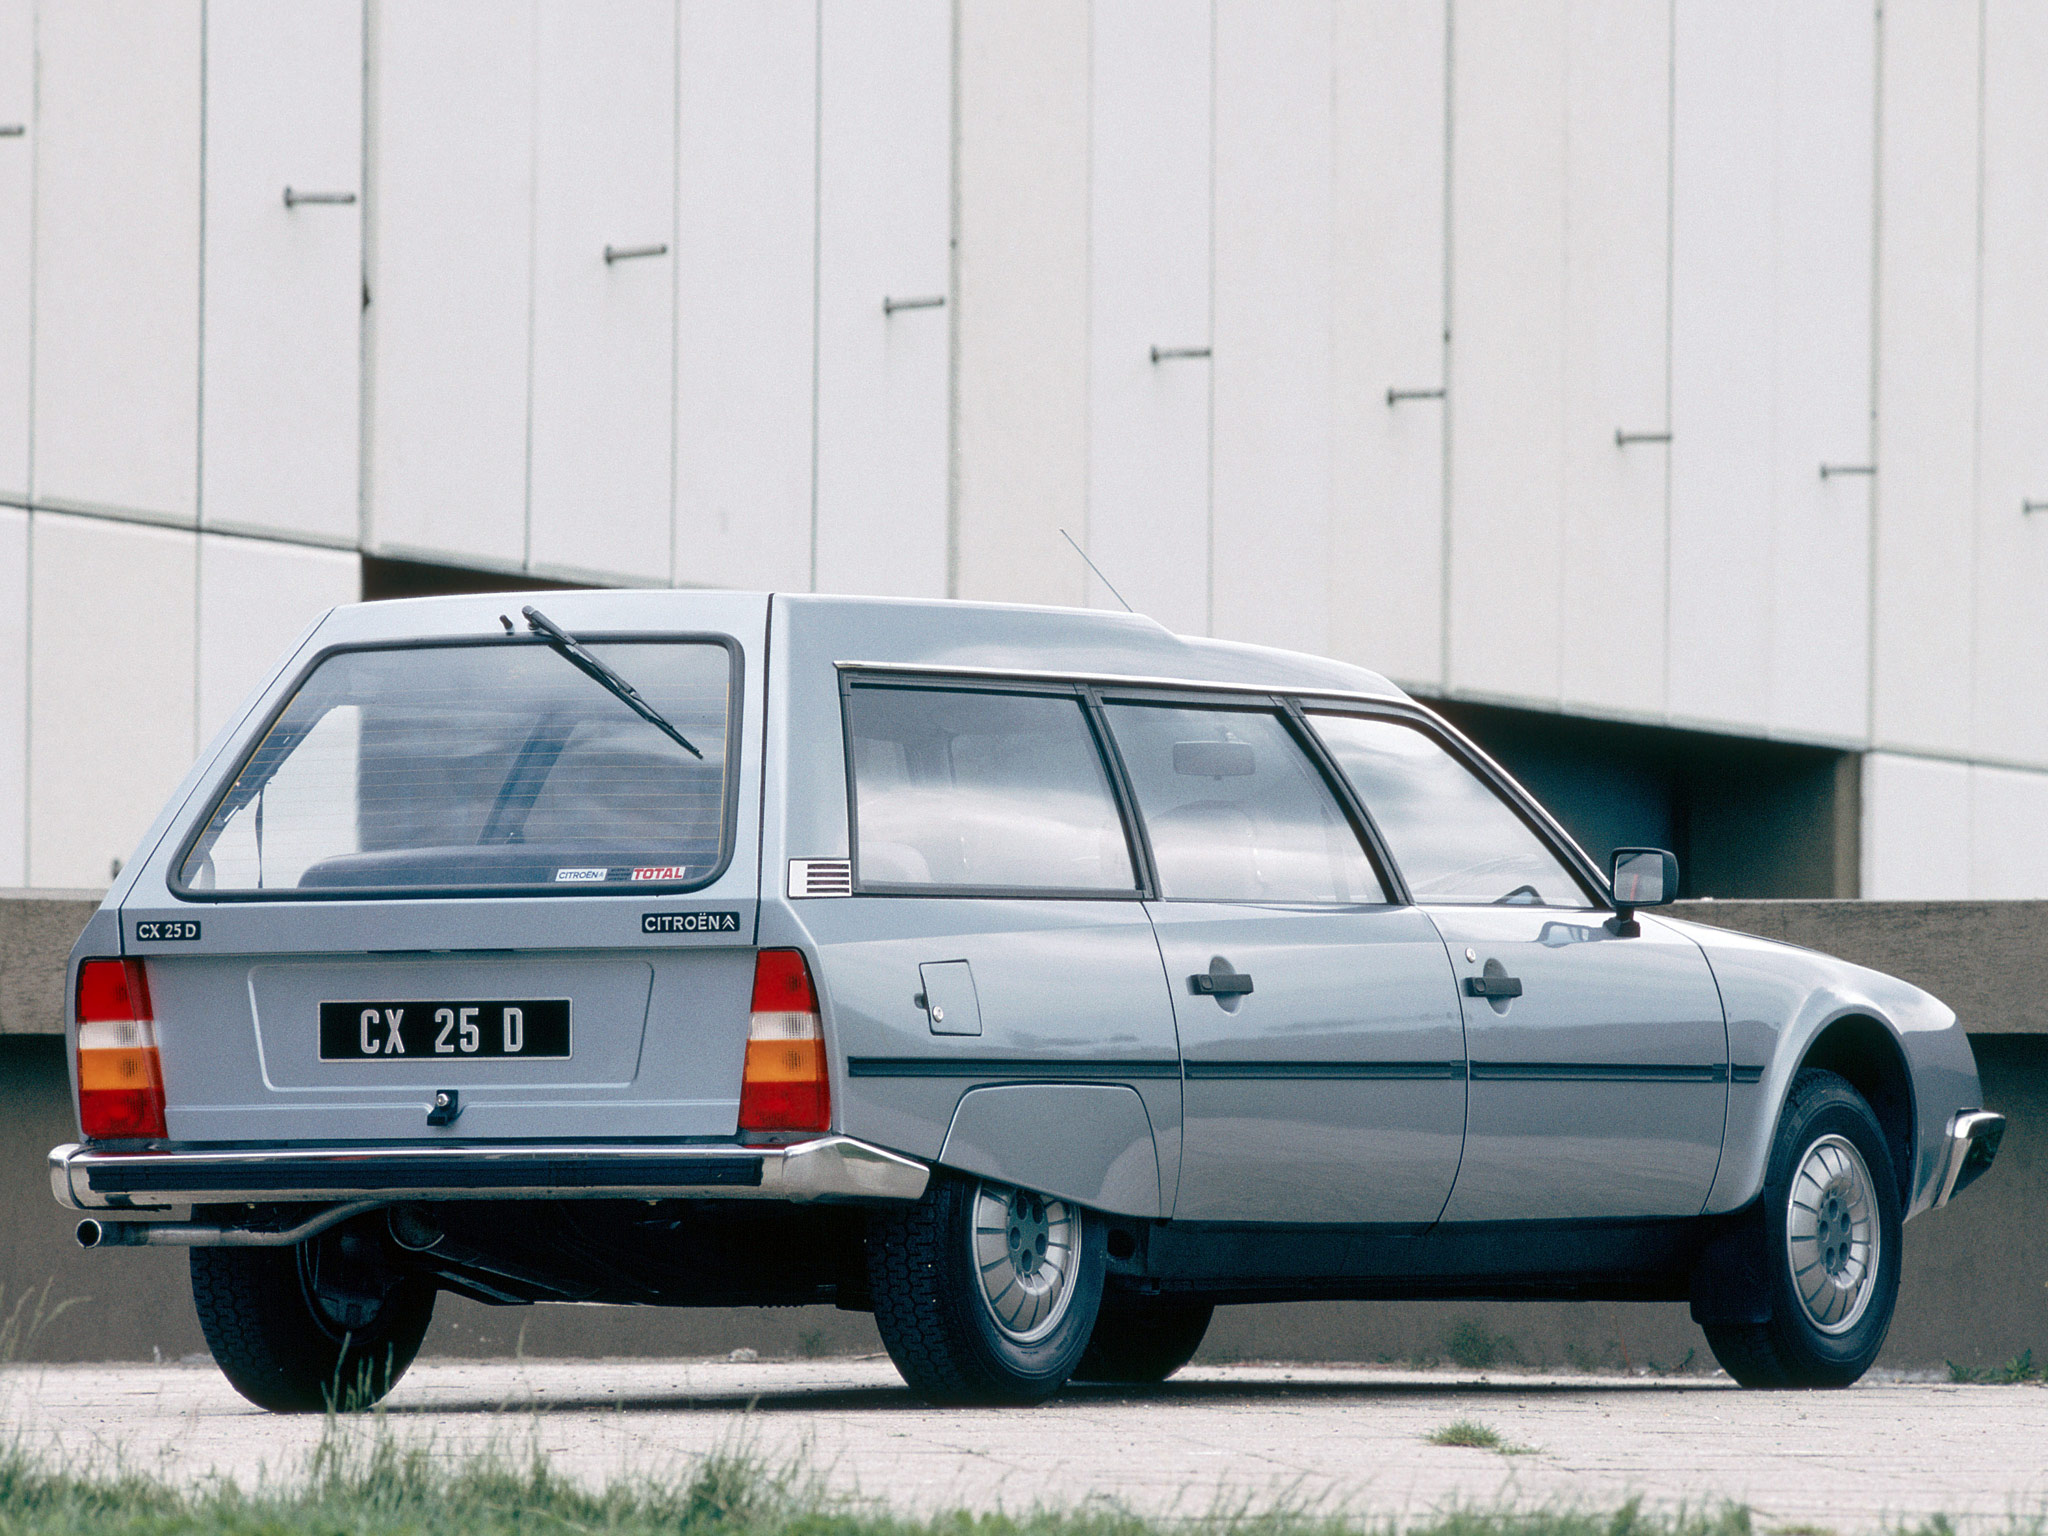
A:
5,1358,2046,1530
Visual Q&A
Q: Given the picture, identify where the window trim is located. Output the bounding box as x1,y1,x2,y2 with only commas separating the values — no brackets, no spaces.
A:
838,672,1150,901
1302,700,1608,911
169,632,745,904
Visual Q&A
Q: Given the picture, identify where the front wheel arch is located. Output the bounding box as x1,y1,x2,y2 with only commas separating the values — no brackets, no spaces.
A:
1797,1013,1915,1205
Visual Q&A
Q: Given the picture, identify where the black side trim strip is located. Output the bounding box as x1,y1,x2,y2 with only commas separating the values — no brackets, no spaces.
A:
1731,1065,1765,1084
86,1156,765,1194
1468,1062,1728,1084
1185,1060,1466,1082
846,1057,1180,1080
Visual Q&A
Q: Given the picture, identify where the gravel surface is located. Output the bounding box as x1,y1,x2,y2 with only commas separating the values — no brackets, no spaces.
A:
5,1358,2045,1529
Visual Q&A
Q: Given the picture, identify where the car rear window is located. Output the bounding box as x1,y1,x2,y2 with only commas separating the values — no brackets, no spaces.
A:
178,639,736,896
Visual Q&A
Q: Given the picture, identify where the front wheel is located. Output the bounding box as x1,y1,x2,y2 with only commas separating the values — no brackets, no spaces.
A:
191,1229,435,1413
869,1176,1106,1404
1702,1069,1902,1388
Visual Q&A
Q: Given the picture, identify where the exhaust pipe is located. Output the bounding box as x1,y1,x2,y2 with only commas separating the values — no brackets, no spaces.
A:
76,1200,387,1250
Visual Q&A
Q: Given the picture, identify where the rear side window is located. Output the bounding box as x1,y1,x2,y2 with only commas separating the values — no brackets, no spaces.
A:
1309,712,1591,908
846,685,1137,893
1103,702,1385,903
179,640,735,895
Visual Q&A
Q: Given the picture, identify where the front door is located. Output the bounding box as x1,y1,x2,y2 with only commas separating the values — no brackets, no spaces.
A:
1099,698,1467,1225
1307,709,1729,1221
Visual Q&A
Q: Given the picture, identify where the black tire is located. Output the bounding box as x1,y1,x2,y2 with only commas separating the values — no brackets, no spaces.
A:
1702,1068,1902,1389
1072,1292,1213,1385
869,1175,1106,1404
190,1235,434,1414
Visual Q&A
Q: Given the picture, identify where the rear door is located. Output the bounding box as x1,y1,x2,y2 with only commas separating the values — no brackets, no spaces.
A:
1100,695,1468,1226
116,592,767,1145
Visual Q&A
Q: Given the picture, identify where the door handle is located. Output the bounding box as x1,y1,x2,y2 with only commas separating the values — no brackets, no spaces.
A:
1464,975,1523,999
1191,970,1254,997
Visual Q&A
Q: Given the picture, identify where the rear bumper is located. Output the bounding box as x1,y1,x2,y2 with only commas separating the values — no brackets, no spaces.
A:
1931,1110,2006,1208
49,1135,930,1211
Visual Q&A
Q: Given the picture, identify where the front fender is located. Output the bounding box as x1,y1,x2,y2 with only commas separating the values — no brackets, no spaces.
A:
1669,918,1983,1218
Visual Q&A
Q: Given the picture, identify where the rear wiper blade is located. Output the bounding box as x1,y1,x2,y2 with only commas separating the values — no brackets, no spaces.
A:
513,605,704,760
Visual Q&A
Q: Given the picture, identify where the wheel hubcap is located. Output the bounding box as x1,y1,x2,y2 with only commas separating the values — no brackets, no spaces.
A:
972,1183,1079,1344
1786,1133,1881,1335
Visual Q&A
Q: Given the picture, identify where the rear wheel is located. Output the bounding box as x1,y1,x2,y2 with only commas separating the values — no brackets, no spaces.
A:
1073,1292,1213,1384
869,1176,1105,1404
1702,1069,1902,1388
190,1225,434,1413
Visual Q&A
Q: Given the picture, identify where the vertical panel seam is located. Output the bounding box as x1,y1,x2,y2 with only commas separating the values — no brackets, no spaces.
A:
1438,0,1455,687
1967,0,1986,779
357,0,375,565
1204,0,1217,637
668,0,682,588
194,0,209,757
807,0,822,593
1661,0,1676,720
519,0,540,572
1864,0,1884,752
945,0,961,601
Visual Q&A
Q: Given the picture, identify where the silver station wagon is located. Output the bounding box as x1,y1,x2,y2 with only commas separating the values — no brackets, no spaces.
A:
50,592,2004,1409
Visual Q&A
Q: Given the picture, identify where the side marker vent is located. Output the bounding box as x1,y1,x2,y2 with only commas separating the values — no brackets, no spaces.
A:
787,859,852,898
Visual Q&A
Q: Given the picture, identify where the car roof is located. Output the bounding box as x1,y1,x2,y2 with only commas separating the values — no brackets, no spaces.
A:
327,589,1411,703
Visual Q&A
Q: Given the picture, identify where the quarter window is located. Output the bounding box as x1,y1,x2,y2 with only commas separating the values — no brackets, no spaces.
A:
1103,703,1385,903
1309,713,1591,908
847,686,1137,893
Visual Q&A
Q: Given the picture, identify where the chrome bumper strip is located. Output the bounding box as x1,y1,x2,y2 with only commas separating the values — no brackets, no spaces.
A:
1932,1110,2006,1208
49,1135,931,1212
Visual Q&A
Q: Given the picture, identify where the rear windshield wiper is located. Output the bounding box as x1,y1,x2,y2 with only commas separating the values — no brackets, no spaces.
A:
511,605,704,760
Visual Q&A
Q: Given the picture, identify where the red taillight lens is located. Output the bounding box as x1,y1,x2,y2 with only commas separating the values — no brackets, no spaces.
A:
75,959,166,1141
738,949,829,1133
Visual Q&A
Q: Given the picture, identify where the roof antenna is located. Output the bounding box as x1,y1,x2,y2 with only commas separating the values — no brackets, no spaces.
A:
1058,528,1136,615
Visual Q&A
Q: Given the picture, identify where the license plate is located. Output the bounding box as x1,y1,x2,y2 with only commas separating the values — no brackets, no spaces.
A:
319,1000,571,1061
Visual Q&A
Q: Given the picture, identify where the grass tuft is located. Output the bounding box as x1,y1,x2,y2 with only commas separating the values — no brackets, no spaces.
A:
1946,1348,2042,1385
1428,1421,1506,1450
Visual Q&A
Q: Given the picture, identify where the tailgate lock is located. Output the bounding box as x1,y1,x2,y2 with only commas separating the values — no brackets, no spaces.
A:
426,1089,462,1128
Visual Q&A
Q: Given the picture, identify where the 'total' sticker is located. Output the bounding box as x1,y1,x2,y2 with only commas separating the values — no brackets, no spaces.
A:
632,866,690,881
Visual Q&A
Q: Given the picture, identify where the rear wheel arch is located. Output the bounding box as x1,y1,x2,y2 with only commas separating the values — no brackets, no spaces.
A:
1795,1014,1915,1205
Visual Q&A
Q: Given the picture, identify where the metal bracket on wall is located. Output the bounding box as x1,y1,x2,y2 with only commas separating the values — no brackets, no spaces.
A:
0,125,24,137
883,294,946,315
282,187,356,208
1615,429,1672,447
1151,345,1211,363
604,243,668,265
2023,500,2047,516
1386,386,1445,406
1819,463,1877,480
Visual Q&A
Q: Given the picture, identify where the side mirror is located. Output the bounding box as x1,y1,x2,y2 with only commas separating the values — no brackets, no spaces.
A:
1609,847,1678,936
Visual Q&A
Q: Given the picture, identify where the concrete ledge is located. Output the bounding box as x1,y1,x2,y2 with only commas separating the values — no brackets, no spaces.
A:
0,890,102,1035
1670,899,2048,1034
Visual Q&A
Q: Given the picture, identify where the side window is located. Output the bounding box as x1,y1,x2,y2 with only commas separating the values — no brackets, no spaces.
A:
1309,713,1591,908
1102,702,1385,903
846,685,1137,893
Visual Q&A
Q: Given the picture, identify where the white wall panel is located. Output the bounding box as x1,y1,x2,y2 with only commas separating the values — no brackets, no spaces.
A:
1329,0,1445,688
812,0,950,598
197,536,358,746
0,0,30,502
32,3,201,522
1870,1,1980,757
1669,3,1776,730
1210,0,1331,656
364,1,535,569
1559,0,1670,719
673,0,815,591
527,0,676,585
953,0,1089,608
1860,752,1969,900
201,0,363,544
1767,4,1872,743
0,509,25,883
28,514,196,888
1087,0,1211,636
1972,0,2048,771
1971,765,2048,899
1446,0,1567,701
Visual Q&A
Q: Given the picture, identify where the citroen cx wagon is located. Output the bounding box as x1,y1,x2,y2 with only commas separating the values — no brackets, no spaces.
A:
49,592,2002,1408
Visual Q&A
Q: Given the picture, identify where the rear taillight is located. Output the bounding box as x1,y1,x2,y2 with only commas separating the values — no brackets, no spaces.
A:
738,949,830,1133
75,959,166,1140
